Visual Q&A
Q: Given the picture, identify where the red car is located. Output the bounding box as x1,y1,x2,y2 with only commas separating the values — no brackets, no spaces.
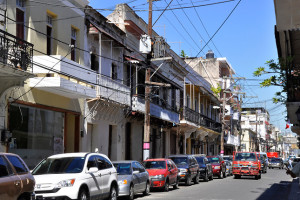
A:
232,152,261,180
143,158,179,192
207,156,226,179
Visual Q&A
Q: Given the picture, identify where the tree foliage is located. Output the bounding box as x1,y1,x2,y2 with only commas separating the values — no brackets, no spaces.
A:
211,83,222,98
253,58,292,103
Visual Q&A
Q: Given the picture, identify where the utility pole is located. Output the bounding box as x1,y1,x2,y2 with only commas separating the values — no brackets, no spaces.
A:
144,0,153,160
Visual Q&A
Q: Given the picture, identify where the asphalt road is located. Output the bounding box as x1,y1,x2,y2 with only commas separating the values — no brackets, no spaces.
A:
131,168,295,200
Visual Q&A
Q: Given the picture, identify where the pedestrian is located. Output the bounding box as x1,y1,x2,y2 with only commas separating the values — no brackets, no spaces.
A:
288,158,293,169
286,161,300,179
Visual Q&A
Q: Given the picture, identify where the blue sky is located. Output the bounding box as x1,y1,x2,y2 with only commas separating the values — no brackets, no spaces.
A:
89,0,289,134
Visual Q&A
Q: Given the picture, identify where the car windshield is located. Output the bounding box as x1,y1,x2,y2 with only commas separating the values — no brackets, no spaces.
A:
144,161,166,169
208,157,220,164
114,163,132,175
234,153,256,161
195,157,204,164
170,157,188,165
32,157,85,175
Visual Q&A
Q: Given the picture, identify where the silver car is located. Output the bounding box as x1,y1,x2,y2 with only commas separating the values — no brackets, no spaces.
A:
113,161,150,200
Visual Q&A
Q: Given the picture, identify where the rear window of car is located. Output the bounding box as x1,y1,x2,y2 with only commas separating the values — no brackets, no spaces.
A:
208,157,220,163
195,157,204,164
270,158,281,162
234,153,257,161
6,155,28,174
32,157,85,175
114,163,132,175
143,161,166,169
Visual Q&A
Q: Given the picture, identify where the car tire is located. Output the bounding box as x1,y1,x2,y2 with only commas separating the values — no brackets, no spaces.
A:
108,185,117,200
223,171,226,178
173,178,179,189
209,174,213,180
127,185,134,200
218,172,223,179
234,175,240,179
204,171,209,182
164,179,169,192
194,173,200,184
78,188,89,200
185,176,191,186
143,181,150,196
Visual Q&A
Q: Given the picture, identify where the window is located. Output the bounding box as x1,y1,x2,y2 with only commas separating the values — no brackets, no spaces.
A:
16,6,25,40
90,53,99,71
71,27,76,61
46,15,53,55
132,162,139,172
0,156,10,177
87,156,97,170
16,0,25,7
135,162,145,172
111,63,117,80
96,156,112,170
6,155,28,174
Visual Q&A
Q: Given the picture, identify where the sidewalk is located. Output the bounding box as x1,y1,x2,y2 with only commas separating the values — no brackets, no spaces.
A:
288,178,300,200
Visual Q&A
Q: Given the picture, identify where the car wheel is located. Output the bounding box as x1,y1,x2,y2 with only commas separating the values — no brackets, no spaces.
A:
143,181,150,196
209,174,213,180
164,179,169,192
78,188,89,200
108,185,117,200
223,171,226,178
204,171,209,182
127,185,134,200
185,176,191,186
173,178,179,189
218,172,223,179
234,175,240,179
194,173,200,184
259,174,262,179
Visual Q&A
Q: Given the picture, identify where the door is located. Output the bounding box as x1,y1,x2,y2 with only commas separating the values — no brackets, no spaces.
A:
132,162,142,191
135,162,147,192
86,155,102,198
96,156,113,197
167,160,176,184
0,156,21,200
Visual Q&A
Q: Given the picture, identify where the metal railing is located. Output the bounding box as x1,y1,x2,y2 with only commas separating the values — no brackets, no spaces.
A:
182,106,222,133
0,29,33,72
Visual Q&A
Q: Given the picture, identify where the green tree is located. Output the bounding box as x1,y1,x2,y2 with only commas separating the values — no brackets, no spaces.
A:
253,58,295,103
181,50,188,58
211,83,222,98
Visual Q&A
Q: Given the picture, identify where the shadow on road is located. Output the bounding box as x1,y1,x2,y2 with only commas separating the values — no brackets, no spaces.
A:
255,180,292,200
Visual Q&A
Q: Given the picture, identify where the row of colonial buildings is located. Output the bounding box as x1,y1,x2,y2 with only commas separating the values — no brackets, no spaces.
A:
0,0,279,168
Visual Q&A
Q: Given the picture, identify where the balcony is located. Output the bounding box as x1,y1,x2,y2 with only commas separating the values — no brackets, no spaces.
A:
29,55,97,99
0,29,33,77
132,96,179,124
97,75,131,106
181,107,222,133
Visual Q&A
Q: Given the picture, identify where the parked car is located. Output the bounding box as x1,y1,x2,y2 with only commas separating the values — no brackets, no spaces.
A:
32,152,118,200
143,158,179,192
268,157,284,169
0,153,35,200
232,152,261,180
193,154,213,182
113,161,150,200
168,154,199,186
225,160,233,176
257,153,268,173
207,155,226,179
223,155,233,165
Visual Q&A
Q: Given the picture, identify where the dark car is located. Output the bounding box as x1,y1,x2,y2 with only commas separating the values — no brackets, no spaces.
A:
168,155,199,186
0,153,35,200
291,157,300,168
269,157,284,169
143,159,179,192
258,153,268,173
193,155,213,182
207,155,226,179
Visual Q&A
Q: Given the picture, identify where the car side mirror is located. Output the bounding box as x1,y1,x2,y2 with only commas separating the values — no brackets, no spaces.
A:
133,170,139,174
88,167,98,173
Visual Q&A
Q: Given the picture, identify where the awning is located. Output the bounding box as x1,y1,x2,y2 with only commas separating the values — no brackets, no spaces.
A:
88,20,133,52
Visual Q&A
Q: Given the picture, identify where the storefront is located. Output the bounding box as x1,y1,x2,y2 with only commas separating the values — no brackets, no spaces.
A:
8,102,80,169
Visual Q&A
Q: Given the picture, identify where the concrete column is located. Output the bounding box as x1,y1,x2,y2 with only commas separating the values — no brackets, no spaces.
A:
165,130,170,157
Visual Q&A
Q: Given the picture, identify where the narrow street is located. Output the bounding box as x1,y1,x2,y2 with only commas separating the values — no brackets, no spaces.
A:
134,169,295,200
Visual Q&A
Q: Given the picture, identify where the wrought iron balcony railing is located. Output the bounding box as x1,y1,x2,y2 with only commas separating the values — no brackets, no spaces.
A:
182,106,222,133
0,29,33,72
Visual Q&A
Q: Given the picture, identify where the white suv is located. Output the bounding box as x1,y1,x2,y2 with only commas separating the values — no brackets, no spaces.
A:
32,152,118,200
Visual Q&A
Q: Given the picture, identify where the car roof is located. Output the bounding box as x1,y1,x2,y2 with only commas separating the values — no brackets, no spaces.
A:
112,160,136,164
144,158,168,161
169,154,190,157
47,152,108,159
